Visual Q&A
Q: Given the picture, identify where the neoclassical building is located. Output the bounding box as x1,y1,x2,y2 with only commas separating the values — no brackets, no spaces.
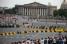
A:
15,2,57,18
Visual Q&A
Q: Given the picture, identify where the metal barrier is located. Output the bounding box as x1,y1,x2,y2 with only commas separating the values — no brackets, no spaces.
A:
0,28,66,36
0,32,16,36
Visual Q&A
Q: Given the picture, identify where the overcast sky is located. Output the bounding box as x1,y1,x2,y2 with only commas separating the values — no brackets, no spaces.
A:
0,0,63,9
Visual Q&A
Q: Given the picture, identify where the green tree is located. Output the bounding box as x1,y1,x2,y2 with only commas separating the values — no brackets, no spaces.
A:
5,8,16,14
53,9,67,18
53,10,58,17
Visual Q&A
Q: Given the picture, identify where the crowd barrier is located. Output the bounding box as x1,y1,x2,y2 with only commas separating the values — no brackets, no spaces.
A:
0,27,66,36
0,32,16,36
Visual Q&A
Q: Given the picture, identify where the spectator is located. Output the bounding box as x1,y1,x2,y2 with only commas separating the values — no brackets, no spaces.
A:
26,39,32,44
56,37,59,44
35,39,40,44
62,37,66,44
21,40,26,44
30,39,34,44
40,38,44,44
65,36,67,44
52,38,56,44
48,38,53,44
11,35,67,44
58,38,63,44
44,38,48,44
18,41,22,44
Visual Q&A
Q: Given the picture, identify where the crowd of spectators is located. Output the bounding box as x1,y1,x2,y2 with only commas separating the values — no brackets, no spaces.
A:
11,34,67,44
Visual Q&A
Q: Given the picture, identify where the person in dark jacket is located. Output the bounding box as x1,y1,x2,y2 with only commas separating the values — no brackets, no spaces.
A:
48,38,53,44
44,38,47,44
58,38,63,44
56,38,59,44
65,36,67,44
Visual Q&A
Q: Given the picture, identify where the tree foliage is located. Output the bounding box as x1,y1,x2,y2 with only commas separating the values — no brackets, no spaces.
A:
4,8,16,14
53,10,58,17
53,9,67,18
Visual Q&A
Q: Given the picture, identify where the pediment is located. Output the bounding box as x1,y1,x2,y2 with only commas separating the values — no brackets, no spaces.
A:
24,2,47,7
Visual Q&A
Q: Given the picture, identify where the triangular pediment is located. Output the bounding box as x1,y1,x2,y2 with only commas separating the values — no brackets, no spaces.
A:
15,2,48,8
23,2,47,7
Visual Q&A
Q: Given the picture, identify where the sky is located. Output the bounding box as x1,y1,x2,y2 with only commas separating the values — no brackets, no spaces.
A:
0,0,63,9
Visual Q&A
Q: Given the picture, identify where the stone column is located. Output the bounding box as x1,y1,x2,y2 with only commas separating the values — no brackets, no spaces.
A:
30,8,32,16
31,8,33,16
34,8,35,18
25,8,26,16
27,8,28,16
38,8,39,15
28,8,30,16
42,9,44,16
37,8,38,18
23,8,24,15
28,8,29,16
45,9,48,16
35,8,37,15
44,9,46,16
38,8,40,16
30,8,31,16
39,8,40,16
26,8,27,16
41,9,43,16
22,8,23,15
41,8,42,16
43,9,44,16
40,8,41,16
29,9,31,16
24,8,25,16
38,8,39,18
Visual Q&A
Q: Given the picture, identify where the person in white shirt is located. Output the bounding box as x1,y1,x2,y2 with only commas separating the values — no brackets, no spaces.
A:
63,37,66,44
40,38,44,44
53,38,56,44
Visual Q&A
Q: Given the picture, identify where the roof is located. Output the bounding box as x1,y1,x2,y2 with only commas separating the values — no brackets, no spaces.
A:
15,2,48,8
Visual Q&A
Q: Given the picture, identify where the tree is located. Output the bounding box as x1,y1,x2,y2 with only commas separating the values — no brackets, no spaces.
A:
53,9,67,18
4,8,16,14
53,10,58,17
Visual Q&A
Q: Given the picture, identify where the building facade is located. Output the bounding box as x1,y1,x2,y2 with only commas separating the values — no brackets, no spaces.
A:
15,2,57,19
61,0,67,9
0,7,8,11
0,7,8,14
